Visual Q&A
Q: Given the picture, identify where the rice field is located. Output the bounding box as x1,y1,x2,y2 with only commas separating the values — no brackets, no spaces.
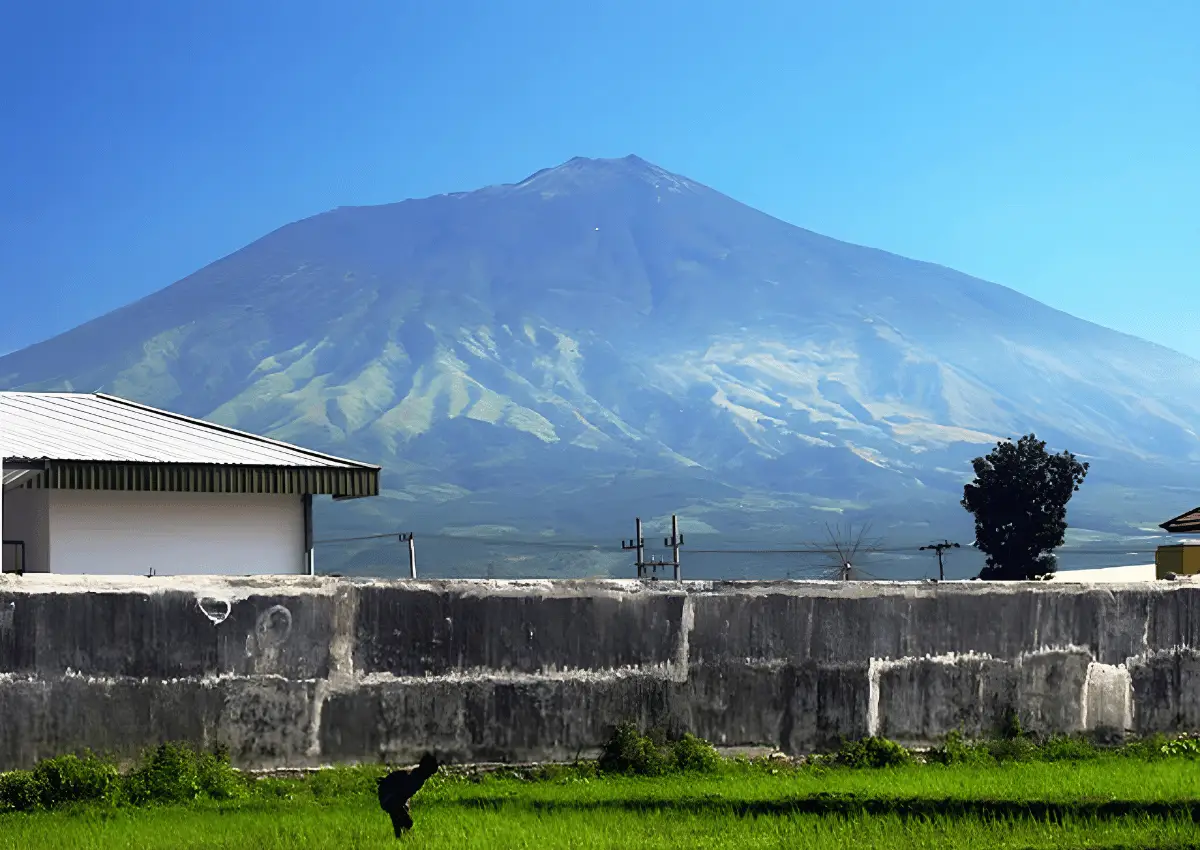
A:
5,757,1200,849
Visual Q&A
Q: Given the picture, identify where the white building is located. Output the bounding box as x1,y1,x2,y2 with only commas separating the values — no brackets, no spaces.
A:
0,392,379,576
1047,564,1156,583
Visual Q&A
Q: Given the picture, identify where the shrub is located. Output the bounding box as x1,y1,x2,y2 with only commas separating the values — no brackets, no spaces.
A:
32,753,120,809
196,745,246,801
1037,734,1101,762
928,731,993,767
597,724,671,777
984,735,1037,763
571,759,600,781
671,733,722,773
125,742,245,805
0,770,42,812
126,743,202,804
1119,733,1171,760
1160,736,1200,759
1113,734,1161,758
833,737,913,769
1000,707,1024,741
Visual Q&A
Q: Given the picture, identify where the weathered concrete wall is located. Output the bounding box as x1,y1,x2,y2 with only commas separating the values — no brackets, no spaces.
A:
2,575,1199,770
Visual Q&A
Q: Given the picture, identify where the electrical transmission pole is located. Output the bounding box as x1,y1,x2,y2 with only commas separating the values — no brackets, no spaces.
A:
622,517,646,577
399,533,416,578
920,540,960,580
622,515,684,580
663,514,684,582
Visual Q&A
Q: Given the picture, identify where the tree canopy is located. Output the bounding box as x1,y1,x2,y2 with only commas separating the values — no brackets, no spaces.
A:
961,433,1089,580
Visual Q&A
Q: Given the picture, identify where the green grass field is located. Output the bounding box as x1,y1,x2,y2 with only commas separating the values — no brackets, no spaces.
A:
6,757,1200,849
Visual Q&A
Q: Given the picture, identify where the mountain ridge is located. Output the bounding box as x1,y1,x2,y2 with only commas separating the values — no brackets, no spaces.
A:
333,155,1193,357
3,155,1197,576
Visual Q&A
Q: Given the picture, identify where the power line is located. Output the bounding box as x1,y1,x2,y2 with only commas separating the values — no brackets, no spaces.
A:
852,567,887,580
691,546,1162,556
314,531,609,550
688,547,913,555
315,529,1169,557
314,531,409,545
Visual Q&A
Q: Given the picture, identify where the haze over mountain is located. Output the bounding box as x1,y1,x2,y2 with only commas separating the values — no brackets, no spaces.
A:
3,155,1198,577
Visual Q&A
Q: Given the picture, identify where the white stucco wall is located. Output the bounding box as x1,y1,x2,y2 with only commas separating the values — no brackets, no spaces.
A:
46,490,306,576
1,488,51,573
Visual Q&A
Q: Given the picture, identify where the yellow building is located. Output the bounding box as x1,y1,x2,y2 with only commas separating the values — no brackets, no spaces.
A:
1156,507,1200,578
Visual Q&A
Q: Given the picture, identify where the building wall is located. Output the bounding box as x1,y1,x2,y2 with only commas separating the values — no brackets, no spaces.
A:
2,576,1200,770
1,488,50,573
1048,564,1155,583
46,491,305,576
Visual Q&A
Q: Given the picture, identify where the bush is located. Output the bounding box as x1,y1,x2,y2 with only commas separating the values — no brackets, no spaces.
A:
126,743,201,805
597,724,671,777
983,735,1037,763
928,731,993,767
1000,707,1024,741
0,753,120,811
833,737,913,769
196,745,246,801
931,730,1151,766
0,770,42,812
671,733,722,773
1119,733,1171,760
1160,736,1200,759
1037,734,1101,762
125,743,245,805
33,752,121,809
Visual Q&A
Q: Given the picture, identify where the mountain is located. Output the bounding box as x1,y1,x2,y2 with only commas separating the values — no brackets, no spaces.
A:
3,155,1199,578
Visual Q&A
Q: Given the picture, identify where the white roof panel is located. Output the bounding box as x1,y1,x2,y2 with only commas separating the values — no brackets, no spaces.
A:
0,392,378,470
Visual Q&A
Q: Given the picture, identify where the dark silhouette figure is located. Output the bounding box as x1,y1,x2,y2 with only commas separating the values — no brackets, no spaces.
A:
377,753,440,837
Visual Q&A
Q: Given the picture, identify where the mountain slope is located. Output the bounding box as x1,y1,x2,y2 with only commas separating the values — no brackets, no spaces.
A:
3,155,1198,576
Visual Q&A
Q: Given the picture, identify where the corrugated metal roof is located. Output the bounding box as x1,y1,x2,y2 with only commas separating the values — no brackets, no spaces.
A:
0,392,379,470
1161,507,1200,534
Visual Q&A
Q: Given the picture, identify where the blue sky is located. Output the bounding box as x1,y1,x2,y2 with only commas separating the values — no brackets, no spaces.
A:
2,1,1197,357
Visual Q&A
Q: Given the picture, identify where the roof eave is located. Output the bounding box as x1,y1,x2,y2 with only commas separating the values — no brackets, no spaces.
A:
9,460,379,499
1161,507,1200,534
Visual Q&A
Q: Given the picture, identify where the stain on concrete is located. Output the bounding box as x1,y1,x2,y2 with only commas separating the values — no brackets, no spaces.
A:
197,597,231,625
872,654,1014,744
1130,649,1200,734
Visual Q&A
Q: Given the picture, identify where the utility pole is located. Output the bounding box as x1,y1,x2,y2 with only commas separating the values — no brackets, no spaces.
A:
663,514,684,582
399,533,416,579
622,516,684,580
619,518,648,578
920,540,960,581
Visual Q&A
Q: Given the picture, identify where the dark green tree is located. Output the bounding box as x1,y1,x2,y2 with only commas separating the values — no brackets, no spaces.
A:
961,433,1089,580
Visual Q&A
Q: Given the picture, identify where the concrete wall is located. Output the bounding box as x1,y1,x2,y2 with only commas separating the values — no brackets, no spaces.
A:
2,575,1199,770
45,492,305,576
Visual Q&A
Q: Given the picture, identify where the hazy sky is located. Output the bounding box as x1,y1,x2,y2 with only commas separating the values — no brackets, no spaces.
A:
2,1,1197,356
